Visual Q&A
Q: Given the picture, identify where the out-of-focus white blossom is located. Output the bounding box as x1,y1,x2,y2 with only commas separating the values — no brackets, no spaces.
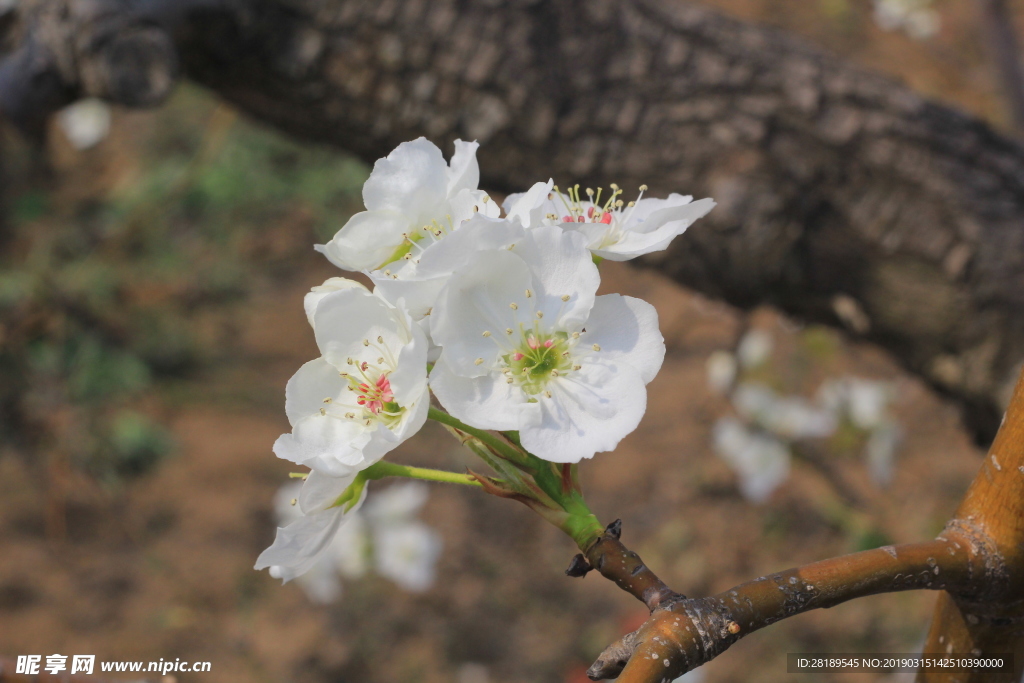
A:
263,480,443,600
873,0,940,40
733,383,837,441
736,329,773,369
706,350,738,394
373,521,442,591
866,421,903,488
268,480,367,603
503,181,714,261
713,418,791,503
57,99,112,150
819,378,895,431
363,481,442,592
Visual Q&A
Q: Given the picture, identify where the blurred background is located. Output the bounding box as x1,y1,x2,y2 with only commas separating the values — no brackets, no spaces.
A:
0,0,1018,681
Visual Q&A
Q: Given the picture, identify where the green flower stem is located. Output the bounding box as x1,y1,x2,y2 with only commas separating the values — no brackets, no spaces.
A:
361,460,482,487
427,407,533,469
428,407,604,550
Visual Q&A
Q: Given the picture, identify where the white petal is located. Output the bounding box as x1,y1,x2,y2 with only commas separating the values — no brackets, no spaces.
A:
448,188,500,227
362,385,430,463
304,278,369,327
510,225,598,328
371,273,448,322
273,415,373,476
416,214,524,276
273,481,305,526
431,249,536,378
255,486,367,579
504,179,554,227
313,289,407,369
583,295,665,384
518,360,648,463
446,139,481,195
429,358,526,431
284,357,350,426
387,310,428,406
370,215,524,322
299,469,358,514
317,210,413,271
595,198,715,260
362,138,448,214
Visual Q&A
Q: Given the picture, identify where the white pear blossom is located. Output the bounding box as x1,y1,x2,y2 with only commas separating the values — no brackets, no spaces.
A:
274,280,429,477
503,181,714,261
364,482,442,592
255,470,366,583
370,214,526,324
818,377,895,431
373,521,443,591
706,350,738,394
269,480,368,602
733,383,837,441
713,418,791,503
873,0,939,40
737,329,773,369
429,226,665,463
317,138,499,273
866,422,902,488
264,479,442,599
303,277,371,326
57,98,112,150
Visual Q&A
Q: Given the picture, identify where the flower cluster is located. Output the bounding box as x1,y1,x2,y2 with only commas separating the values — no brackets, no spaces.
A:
872,0,939,40
258,138,714,582
708,329,902,503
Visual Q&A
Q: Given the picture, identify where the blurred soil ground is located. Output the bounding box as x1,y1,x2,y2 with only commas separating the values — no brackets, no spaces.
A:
0,1,1014,681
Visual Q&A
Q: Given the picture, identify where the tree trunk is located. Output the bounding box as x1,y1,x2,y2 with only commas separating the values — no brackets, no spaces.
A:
5,0,1024,443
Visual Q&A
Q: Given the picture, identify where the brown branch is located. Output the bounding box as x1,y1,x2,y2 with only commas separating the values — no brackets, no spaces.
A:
917,368,1024,682
585,366,1024,682
587,539,977,680
581,520,682,612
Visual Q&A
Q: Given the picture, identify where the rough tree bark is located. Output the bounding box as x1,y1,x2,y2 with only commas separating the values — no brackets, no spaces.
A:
4,0,1024,445
3,3,1024,680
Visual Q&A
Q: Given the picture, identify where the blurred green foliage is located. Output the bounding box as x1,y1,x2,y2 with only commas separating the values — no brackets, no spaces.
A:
0,85,368,484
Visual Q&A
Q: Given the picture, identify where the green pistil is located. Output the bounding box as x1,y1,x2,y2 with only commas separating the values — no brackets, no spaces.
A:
506,332,573,395
376,231,426,269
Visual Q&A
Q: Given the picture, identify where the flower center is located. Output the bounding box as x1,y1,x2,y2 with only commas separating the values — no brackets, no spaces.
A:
503,331,575,396
546,183,649,248
322,336,406,428
355,373,394,415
